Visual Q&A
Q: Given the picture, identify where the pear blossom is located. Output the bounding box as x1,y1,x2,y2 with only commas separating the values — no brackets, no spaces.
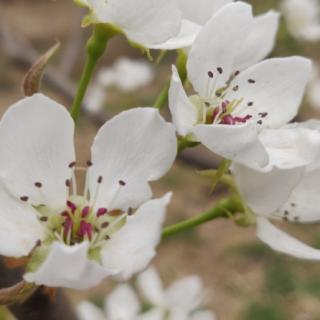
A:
77,284,140,320
281,0,320,41
75,0,182,48
77,266,216,320
169,2,311,167
137,266,216,320
0,93,177,290
231,121,320,260
85,57,154,114
149,0,279,52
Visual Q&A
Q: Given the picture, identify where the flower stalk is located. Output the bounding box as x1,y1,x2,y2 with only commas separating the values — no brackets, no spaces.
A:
162,196,244,239
70,24,118,121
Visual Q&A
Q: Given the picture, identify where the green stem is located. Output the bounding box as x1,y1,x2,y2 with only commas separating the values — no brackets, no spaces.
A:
162,196,243,239
154,81,170,109
177,136,199,153
70,24,117,122
210,159,231,192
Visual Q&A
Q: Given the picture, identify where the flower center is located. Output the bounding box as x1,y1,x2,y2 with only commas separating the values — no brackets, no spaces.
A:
22,162,133,253
192,68,269,126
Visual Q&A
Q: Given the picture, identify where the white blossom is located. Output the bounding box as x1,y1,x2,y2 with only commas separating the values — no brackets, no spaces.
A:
76,0,182,47
169,2,310,167
0,94,177,290
232,121,320,260
76,266,216,320
137,266,215,320
148,0,278,51
281,0,320,41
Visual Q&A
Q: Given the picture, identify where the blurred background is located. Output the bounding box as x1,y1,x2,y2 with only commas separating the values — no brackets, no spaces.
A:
1,1,320,319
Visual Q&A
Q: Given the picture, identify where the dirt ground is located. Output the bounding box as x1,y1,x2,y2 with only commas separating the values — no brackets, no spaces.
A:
2,1,320,319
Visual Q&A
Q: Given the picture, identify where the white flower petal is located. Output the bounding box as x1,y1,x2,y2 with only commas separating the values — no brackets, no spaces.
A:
259,127,320,170
193,122,268,167
88,0,182,46
0,94,75,209
257,217,320,260
233,10,280,71
89,108,176,211
137,266,166,307
0,181,43,257
147,20,201,50
176,0,234,25
165,275,203,312
232,163,304,216
101,193,171,280
277,168,320,223
187,2,253,97
24,241,109,290
169,66,198,136
191,311,217,320
77,301,106,320
106,284,140,320
227,57,312,128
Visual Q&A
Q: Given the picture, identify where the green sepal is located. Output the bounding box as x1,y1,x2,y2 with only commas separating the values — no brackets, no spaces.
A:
26,244,51,273
178,135,199,153
88,247,102,263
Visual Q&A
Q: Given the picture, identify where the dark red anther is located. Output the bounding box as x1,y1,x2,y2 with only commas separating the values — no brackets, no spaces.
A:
221,101,228,113
211,107,220,123
220,115,235,125
63,218,73,238
86,160,93,167
233,114,252,124
97,208,108,217
244,114,253,121
233,116,246,123
81,206,90,218
78,221,93,240
66,200,77,213
259,112,268,118
68,161,76,168
61,210,70,218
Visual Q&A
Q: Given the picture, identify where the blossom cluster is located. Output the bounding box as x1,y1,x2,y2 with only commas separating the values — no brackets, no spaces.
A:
77,266,216,320
0,0,320,305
